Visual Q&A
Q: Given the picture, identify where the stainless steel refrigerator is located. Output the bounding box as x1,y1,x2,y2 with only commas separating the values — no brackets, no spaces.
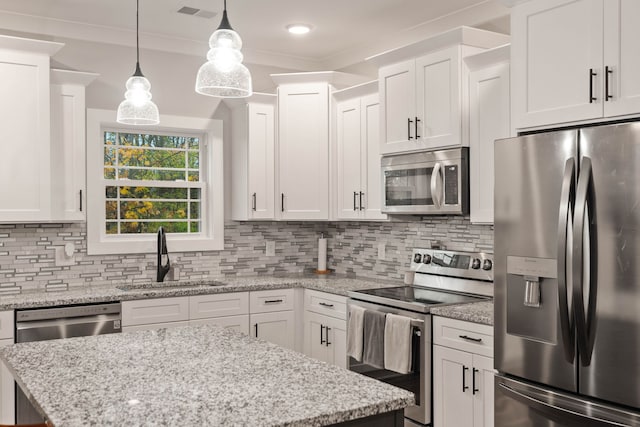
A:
494,122,640,426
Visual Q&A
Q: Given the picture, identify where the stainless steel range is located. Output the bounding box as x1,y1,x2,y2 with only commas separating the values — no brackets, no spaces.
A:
348,248,493,427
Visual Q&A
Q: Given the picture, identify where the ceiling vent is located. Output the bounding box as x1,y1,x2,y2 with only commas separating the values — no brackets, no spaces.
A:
177,6,217,19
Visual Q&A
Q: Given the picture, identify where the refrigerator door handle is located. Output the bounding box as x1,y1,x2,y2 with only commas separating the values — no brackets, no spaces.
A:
573,156,598,366
497,383,628,426
557,157,576,363
430,162,442,208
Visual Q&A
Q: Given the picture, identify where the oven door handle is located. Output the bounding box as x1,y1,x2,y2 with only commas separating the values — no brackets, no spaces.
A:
431,162,443,208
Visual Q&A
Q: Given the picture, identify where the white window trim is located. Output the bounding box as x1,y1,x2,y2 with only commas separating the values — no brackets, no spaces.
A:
86,108,224,255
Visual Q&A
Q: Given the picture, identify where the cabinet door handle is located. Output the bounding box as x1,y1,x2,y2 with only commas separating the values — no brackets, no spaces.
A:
589,68,597,103
415,117,420,139
252,192,257,211
326,326,332,346
254,323,258,338
281,193,285,212
605,66,613,101
320,324,326,345
462,365,469,392
353,191,358,211
264,299,283,304
79,190,83,212
408,118,413,140
319,302,334,308
359,192,364,211
472,368,479,395
459,334,482,343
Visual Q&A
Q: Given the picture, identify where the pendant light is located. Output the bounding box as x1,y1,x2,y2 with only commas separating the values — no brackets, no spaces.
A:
117,0,159,125
195,0,252,98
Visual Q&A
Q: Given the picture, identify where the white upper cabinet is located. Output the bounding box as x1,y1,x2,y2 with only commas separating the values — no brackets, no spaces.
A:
379,47,472,154
0,36,63,222
465,46,511,224
603,0,640,117
372,27,509,155
277,81,330,220
511,0,640,129
229,94,276,221
333,82,387,221
379,60,416,153
50,69,98,222
416,46,463,150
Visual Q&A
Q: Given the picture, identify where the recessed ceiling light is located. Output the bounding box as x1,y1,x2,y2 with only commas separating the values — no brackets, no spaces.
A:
286,24,312,35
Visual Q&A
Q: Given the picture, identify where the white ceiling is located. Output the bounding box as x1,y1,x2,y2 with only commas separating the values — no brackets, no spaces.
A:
0,0,510,72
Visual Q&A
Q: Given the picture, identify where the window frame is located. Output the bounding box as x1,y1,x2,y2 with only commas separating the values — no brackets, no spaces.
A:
87,109,224,255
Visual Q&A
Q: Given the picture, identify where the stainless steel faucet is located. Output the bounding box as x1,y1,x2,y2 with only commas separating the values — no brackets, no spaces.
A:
156,227,171,282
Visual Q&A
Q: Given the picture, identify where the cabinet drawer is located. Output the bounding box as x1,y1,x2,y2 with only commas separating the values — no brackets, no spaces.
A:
433,316,493,358
249,289,294,313
304,290,347,320
190,292,249,320
0,311,13,340
122,297,189,327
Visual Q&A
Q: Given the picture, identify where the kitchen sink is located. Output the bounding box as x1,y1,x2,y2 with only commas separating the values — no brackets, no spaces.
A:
116,281,225,292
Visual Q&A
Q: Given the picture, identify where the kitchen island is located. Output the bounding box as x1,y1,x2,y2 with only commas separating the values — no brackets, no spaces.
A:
0,324,413,426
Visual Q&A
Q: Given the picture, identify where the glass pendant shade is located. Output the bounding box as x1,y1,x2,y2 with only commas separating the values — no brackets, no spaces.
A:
117,66,159,125
117,0,159,125
195,3,252,98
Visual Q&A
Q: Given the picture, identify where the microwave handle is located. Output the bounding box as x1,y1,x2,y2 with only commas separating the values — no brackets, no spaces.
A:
431,162,443,208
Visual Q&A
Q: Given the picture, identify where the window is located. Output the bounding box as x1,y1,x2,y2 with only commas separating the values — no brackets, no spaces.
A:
87,109,224,255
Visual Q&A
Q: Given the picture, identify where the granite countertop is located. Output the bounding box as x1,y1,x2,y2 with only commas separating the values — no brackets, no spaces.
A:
0,274,402,311
0,324,414,427
430,300,494,326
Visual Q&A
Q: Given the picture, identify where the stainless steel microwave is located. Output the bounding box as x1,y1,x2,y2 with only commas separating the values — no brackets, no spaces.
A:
381,147,469,215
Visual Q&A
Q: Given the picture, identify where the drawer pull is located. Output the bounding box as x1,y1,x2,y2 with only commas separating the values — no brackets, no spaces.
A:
319,302,334,308
264,299,284,304
459,334,482,343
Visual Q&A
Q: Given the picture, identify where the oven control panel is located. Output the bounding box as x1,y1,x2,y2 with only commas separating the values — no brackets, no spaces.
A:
410,248,493,282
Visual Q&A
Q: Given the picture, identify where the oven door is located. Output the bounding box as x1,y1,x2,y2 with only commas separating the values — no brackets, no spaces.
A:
347,299,431,426
381,149,468,215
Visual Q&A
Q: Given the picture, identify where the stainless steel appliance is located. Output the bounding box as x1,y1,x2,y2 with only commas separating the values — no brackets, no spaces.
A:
348,248,492,426
15,302,122,424
494,122,640,426
381,148,469,215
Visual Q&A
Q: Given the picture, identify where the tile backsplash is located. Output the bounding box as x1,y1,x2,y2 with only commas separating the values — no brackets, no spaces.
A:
0,217,492,292
327,217,493,280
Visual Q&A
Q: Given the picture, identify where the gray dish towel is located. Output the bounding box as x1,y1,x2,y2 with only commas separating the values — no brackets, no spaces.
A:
362,310,386,369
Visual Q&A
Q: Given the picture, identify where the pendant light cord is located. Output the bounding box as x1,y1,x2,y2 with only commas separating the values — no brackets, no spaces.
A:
133,0,143,76
136,0,140,65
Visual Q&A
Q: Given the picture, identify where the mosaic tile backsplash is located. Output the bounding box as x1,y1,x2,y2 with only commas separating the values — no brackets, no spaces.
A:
0,217,492,292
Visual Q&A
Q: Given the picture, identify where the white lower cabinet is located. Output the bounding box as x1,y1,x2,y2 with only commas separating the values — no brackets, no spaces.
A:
189,292,250,335
0,311,14,424
303,290,347,368
250,311,295,350
0,337,13,424
304,311,347,368
433,316,495,427
122,290,296,350
249,289,296,350
122,297,190,330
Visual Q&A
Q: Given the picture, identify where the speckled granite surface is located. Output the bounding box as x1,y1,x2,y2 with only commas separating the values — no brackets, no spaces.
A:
430,300,494,326
0,275,401,311
0,324,414,427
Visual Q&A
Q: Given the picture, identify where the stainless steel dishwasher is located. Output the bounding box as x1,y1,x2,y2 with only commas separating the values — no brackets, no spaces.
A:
15,302,122,423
